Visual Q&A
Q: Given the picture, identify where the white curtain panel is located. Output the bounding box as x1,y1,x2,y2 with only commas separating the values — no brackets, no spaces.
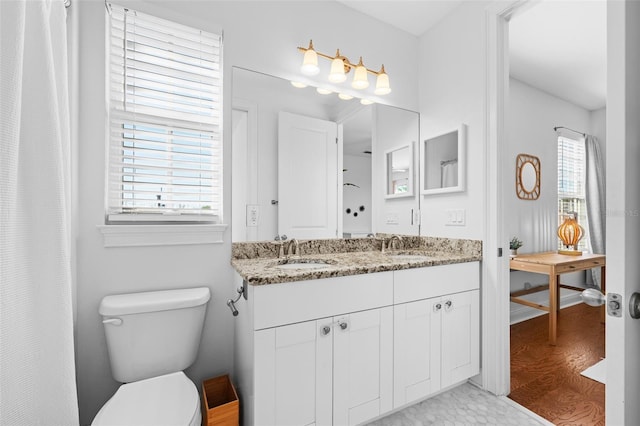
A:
584,135,606,289
0,0,79,424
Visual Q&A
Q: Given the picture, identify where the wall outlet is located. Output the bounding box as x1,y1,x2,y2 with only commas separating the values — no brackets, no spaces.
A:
386,213,400,225
246,204,259,227
445,209,466,226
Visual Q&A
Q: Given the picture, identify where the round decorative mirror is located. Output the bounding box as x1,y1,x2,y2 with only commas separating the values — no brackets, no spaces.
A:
516,154,540,200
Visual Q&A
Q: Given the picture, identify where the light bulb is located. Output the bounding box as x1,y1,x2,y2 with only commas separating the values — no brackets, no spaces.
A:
351,57,369,90
300,40,319,76
328,50,347,83
338,93,353,100
291,81,307,88
360,99,374,105
316,87,332,95
374,65,391,95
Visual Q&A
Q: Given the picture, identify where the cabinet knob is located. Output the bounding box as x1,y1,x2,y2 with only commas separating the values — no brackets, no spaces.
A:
445,300,453,311
321,325,331,336
339,321,348,331
434,303,442,312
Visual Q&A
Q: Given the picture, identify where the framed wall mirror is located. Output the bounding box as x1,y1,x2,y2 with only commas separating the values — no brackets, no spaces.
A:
421,124,466,195
384,143,414,198
515,153,540,200
231,67,420,241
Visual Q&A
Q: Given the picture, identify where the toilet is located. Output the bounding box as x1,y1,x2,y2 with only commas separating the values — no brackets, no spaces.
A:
92,287,210,426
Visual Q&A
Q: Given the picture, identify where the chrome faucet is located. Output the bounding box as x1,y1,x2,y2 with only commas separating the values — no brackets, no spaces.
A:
286,238,300,258
387,235,404,251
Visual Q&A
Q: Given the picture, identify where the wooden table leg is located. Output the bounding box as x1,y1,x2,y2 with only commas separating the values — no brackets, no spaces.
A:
549,269,558,345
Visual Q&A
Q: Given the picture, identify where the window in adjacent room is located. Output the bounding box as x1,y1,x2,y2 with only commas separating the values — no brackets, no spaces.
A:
557,136,588,251
106,4,222,223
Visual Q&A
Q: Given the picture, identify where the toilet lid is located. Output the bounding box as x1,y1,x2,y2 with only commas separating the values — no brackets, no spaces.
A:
92,371,200,426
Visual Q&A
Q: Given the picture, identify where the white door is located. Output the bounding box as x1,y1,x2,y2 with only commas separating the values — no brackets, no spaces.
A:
393,298,441,408
605,2,640,424
441,290,480,388
278,112,338,239
255,319,332,426
333,307,393,426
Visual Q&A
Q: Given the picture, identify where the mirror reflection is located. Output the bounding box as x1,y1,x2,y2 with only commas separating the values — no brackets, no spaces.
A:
231,67,420,242
421,125,466,195
385,144,413,198
521,162,537,192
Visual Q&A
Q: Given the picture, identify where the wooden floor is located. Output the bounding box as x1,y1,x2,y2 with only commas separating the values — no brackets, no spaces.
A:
509,303,605,426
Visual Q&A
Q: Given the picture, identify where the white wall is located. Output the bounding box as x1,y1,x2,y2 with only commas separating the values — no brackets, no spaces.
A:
506,78,595,321
417,1,487,240
75,1,418,423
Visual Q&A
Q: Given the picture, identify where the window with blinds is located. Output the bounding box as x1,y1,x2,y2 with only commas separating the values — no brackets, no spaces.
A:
106,4,222,222
557,136,588,250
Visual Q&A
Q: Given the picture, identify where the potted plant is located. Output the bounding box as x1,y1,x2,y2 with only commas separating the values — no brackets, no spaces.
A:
510,237,523,257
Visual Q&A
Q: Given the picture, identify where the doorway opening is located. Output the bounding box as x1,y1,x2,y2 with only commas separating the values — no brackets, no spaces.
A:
504,1,607,423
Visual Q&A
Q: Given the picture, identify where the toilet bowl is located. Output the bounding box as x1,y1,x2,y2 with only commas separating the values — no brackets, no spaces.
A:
92,287,210,426
92,372,201,426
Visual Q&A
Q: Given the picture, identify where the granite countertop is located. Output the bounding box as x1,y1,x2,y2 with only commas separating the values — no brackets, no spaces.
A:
231,236,482,286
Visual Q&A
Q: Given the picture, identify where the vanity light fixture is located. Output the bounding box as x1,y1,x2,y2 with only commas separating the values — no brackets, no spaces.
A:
290,81,307,88
298,40,391,95
360,99,374,105
557,212,584,255
338,93,353,100
316,87,332,95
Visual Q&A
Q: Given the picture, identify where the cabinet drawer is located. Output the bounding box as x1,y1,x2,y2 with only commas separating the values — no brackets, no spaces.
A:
394,262,480,304
253,271,393,330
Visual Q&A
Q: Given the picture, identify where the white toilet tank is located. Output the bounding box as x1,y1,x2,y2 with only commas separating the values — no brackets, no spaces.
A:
99,287,210,383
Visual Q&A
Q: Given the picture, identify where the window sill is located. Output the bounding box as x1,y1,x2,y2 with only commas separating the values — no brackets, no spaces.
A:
97,224,228,247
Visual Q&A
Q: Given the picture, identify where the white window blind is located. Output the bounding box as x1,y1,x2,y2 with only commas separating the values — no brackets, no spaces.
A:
557,136,588,250
106,4,222,222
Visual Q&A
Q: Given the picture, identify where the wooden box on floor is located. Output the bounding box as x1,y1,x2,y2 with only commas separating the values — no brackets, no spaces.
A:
202,375,239,426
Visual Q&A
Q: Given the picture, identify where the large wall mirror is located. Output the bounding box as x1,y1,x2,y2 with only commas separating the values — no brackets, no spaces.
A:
231,67,420,242
421,124,466,195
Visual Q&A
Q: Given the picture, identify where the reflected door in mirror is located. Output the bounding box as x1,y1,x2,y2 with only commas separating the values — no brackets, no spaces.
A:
278,112,339,238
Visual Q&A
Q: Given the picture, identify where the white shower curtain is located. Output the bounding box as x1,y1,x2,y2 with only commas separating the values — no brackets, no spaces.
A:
584,135,606,288
1,1,79,424
441,161,458,188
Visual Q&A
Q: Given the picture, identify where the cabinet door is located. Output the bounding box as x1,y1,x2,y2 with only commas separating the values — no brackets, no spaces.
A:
255,319,332,426
333,307,393,426
441,290,480,388
393,298,441,408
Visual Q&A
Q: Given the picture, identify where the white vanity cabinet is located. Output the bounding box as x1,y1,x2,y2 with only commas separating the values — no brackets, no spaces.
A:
236,271,394,426
254,306,393,426
234,261,480,426
393,262,480,409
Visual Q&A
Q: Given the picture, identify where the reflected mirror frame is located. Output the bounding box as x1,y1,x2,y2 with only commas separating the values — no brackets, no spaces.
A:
515,153,540,200
384,142,414,199
421,124,466,195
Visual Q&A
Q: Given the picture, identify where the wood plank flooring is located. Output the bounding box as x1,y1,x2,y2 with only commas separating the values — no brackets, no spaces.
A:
509,303,605,425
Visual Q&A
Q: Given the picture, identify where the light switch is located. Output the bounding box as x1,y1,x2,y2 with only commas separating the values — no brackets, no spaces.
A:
445,209,465,226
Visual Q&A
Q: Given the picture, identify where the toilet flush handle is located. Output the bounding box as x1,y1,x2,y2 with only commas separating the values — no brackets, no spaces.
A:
102,318,123,326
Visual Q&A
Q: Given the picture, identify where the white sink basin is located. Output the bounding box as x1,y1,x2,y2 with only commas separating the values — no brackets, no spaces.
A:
274,261,331,270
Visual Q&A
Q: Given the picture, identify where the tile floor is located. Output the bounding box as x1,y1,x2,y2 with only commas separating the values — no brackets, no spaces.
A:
365,382,551,426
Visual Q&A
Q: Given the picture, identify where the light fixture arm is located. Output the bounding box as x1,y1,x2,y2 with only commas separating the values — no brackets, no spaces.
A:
297,42,385,76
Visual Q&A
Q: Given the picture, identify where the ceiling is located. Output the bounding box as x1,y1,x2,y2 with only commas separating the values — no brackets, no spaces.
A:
338,0,607,111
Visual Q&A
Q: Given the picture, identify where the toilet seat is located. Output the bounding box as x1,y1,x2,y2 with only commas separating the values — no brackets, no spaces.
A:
92,371,201,426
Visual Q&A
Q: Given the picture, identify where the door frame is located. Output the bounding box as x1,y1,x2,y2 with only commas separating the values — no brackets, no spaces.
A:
482,0,528,396
486,2,639,424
